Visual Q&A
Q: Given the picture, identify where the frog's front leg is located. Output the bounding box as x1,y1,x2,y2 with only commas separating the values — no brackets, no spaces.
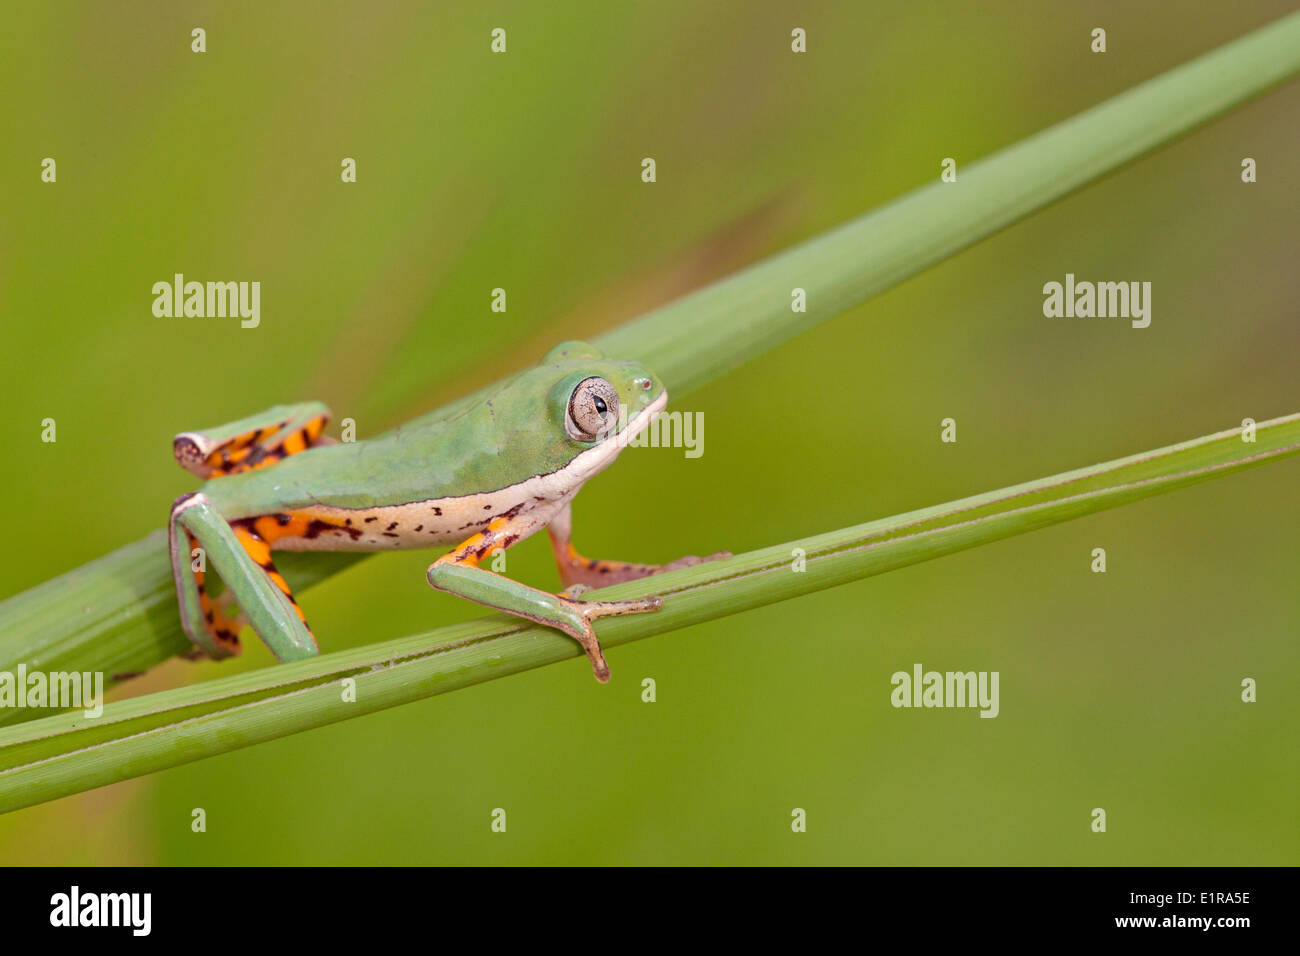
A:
545,503,730,590
426,515,662,682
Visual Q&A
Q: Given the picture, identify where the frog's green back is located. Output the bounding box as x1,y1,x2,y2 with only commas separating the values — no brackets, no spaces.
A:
202,343,664,517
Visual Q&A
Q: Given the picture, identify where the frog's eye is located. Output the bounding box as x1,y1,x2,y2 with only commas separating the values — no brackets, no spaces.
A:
566,377,620,441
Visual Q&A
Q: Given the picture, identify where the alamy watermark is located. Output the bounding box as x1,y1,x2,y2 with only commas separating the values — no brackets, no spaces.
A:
599,405,705,458
0,666,104,718
1042,273,1151,328
152,273,260,328
50,886,150,936
890,663,999,718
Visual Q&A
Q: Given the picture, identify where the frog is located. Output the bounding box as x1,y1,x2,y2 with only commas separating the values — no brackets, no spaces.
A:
167,340,728,682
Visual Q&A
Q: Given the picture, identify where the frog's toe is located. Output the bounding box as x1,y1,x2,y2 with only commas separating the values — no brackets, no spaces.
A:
566,621,610,682
564,594,662,620
560,594,661,681
556,615,612,683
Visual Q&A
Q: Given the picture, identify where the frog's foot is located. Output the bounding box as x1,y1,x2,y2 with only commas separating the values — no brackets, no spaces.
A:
428,518,664,683
553,593,663,682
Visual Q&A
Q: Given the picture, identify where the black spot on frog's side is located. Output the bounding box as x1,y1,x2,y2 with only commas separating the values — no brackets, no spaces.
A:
457,501,527,532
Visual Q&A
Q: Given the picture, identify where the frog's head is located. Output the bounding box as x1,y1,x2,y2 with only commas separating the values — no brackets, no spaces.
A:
480,335,660,486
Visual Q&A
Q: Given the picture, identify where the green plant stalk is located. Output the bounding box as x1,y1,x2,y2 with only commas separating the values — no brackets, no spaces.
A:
596,10,1300,393
2,11,1298,697
1,414,1295,813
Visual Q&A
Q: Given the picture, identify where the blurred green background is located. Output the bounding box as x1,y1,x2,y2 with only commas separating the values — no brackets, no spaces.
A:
1,1,1296,864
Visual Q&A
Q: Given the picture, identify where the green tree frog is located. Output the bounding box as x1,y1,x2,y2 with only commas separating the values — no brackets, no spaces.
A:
168,341,727,681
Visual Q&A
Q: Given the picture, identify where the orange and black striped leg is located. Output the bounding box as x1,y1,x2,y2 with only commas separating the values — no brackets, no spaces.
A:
170,493,319,662
426,515,662,682
173,402,332,478
545,503,731,591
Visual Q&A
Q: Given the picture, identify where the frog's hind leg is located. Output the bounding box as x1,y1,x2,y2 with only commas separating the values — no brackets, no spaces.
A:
546,503,730,590
426,513,663,683
228,518,317,642
173,402,332,478
169,493,320,662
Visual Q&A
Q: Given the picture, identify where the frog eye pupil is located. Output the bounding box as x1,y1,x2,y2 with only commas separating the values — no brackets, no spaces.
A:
593,396,607,416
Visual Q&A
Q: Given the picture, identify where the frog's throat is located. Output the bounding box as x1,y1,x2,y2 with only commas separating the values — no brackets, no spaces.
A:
562,389,668,484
